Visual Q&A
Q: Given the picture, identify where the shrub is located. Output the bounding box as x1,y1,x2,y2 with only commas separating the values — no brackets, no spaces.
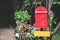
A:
14,10,31,23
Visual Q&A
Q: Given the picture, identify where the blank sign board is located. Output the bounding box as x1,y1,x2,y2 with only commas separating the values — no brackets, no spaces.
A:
34,31,50,37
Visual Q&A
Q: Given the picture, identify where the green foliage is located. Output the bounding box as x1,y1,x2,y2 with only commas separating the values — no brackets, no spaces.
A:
14,0,31,23
21,0,31,10
14,10,31,23
52,18,58,25
23,0,30,7
25,28,40,39
49,15,58,25
53,2,60,4
48,14,58,30
52,34,60,40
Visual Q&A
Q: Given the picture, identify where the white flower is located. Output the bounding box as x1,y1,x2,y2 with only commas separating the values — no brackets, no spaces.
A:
15,33,19,37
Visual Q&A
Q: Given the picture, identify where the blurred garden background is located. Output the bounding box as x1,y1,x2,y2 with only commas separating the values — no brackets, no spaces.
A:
0,0,60,40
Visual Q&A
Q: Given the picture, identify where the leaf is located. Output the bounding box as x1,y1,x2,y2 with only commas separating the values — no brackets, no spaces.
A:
14,10,31,23
25,33,32,38
53,21,57,24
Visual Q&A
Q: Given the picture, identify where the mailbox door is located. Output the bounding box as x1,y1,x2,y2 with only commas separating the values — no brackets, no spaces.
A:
35,13,48,28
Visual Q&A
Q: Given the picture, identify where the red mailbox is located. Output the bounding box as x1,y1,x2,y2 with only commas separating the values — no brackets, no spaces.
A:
35,6,48,29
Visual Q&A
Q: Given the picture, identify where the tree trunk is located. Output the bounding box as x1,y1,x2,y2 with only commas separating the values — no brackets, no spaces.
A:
51,22,60,36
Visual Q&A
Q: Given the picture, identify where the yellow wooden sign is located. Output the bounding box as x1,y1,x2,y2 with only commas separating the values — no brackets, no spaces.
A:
34,31,50,37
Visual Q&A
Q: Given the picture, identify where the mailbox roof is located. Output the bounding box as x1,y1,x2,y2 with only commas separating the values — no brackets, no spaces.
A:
35,6,47,13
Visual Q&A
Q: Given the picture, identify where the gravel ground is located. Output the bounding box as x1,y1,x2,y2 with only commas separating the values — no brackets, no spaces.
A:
0,28,15,40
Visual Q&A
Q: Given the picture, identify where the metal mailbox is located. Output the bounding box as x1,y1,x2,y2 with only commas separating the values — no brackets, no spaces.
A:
35,6,48,29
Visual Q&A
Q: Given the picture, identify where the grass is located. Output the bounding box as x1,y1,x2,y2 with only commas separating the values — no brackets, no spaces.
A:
52,34,60,40
51,28,60,40
43,34,60,40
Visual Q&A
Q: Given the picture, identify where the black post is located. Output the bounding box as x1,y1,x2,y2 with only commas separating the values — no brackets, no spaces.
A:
39,28,44,40
50,36,52,40
39,37,44,40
